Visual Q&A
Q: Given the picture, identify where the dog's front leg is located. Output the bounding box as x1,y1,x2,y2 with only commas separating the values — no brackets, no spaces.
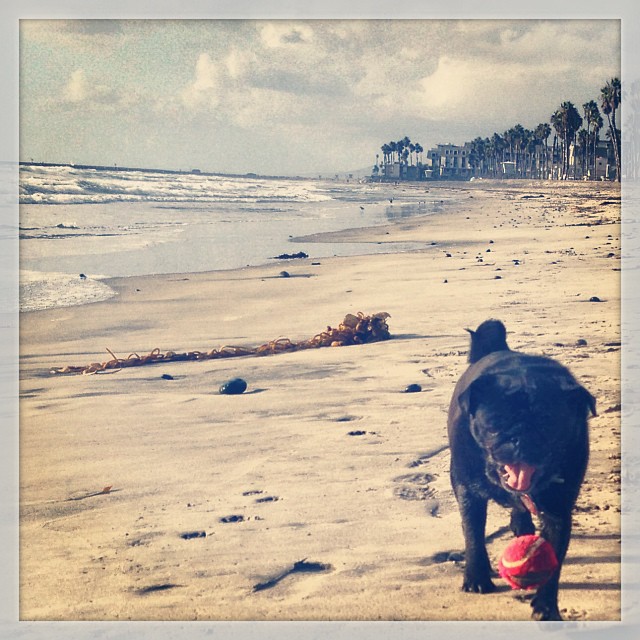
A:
530,511,572,620
457,488,496,593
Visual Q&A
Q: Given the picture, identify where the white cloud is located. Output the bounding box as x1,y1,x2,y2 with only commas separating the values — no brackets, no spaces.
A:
61,68,121,107
181,52,220,109
63,69,89,102
224,49,253,79
409,56,556,123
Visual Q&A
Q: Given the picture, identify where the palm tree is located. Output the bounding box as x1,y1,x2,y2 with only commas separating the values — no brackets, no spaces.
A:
600,78,621,181
414,143,424,166
468,137,485,176
534,123,552,179
380,144,391,168
511,124,526,176
551,102,583,179
489,133,505,177
582,100,601,179
389,141,398,164
591,111,604,179
523,129,540,178
550,110,564,178
405,143,413,165
577,129,589,178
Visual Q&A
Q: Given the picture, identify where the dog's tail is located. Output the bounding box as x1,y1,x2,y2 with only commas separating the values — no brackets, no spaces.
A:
466,319,510,363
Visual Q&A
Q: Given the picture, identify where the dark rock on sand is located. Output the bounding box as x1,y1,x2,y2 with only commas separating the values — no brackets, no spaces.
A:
404,383,422,393
272,251,309,260
219,378,248,395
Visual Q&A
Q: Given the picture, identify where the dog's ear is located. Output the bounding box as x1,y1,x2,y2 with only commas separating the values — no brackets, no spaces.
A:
458,375,494,415
575,386,597,417
557,377,597,417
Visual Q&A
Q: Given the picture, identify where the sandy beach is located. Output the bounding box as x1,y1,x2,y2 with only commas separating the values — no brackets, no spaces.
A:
19,180,621,621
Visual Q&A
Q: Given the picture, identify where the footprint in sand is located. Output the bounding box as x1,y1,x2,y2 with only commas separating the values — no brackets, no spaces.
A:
180,530,207,540
393,472,437,500
407,444,449,468
136,583,181,596
220,514,244,523
393,472,439,515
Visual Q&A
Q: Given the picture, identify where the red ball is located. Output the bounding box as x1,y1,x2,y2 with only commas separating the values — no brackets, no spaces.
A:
498,535,559,590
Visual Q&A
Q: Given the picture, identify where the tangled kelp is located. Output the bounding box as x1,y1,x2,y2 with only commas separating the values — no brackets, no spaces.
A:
51,311,391,375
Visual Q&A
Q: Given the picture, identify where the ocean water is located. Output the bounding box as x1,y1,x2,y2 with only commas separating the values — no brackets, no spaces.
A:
19,164,452,312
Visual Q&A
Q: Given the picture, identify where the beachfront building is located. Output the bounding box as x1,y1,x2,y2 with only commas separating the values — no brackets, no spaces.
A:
565,138,616,180
425,143,473,179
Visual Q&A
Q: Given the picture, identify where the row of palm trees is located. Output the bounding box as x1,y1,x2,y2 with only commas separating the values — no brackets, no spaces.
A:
374,78,621,182
464,78,621,182
377,137,424,174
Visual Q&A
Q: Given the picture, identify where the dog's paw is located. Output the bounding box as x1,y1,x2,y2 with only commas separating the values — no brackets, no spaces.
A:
531,598,562,621
462,576,497,594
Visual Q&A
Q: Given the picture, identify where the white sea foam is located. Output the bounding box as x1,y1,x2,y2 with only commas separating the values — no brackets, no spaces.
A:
19,270,116,313
19,165,334,206
19,164,444,312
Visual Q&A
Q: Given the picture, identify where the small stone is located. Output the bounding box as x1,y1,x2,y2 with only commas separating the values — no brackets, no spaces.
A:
589,296,602,303
161,373,174,380
279,271,290,278
576,339,588,346
219,378,248,395
404,383,422,393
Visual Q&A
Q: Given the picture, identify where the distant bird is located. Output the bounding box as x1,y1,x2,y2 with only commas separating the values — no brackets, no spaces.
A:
79,273,87,280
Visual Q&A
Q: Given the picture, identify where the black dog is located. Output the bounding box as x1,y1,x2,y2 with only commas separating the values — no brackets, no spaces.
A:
447,320,596,620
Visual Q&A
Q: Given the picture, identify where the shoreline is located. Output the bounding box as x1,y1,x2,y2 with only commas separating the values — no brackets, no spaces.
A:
19,181,621,621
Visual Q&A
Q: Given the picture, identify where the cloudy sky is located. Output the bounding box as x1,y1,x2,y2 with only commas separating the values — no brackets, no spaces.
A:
19,19,620,176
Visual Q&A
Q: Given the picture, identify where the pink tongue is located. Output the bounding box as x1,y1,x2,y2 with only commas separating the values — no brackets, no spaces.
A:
503,463,536,491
